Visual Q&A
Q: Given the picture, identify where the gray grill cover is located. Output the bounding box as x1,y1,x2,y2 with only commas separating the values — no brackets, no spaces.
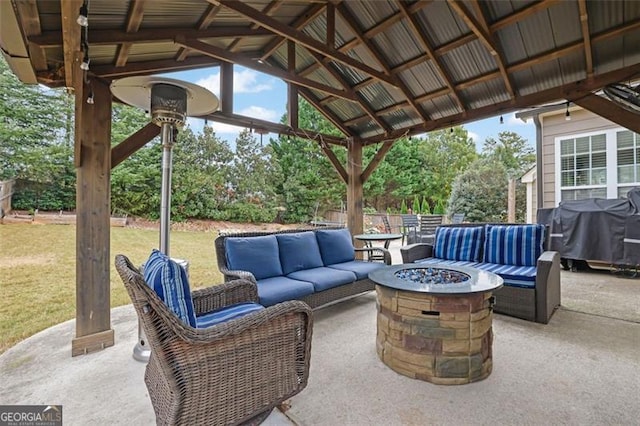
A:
537,188,640,266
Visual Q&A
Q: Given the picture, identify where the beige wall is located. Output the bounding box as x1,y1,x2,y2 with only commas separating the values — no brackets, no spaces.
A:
540,108,617,207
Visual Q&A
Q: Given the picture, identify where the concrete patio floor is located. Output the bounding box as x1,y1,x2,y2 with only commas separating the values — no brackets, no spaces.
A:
1,240,638,425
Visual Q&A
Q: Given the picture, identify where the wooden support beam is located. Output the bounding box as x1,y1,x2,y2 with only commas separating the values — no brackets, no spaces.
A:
14,0,47,71
177,37,357,101
228,0,283,52
259,3,326,61
363,62,640,144
115,0,146,67
91,56,220,80
72,77,114,356
326,2,335,49
337,2,429,122
287,41,298,129
111,123,161,168
346,139,364,242
32,26,273,47
60,0,82,89
449,0,515,98
204,111,346,146
577,0,593,76
573,93,640,135
396,0,464,111
362,140,395,183
212,0,397,87
320,143,348,183
298,88,353,137
176,4,222,61
220,62,233,113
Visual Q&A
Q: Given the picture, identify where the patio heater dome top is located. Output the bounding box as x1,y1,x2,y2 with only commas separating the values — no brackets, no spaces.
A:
110,76,219,126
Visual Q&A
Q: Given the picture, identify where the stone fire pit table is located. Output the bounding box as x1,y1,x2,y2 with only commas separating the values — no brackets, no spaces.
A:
369,264,503,385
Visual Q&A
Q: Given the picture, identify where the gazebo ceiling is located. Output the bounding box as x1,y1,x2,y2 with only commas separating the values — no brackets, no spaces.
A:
3,0,640,145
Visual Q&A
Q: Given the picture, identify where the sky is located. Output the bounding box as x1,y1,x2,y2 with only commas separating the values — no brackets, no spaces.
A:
165,65,536,152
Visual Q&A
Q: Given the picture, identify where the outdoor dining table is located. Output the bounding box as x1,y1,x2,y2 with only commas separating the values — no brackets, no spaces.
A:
353,233,403,262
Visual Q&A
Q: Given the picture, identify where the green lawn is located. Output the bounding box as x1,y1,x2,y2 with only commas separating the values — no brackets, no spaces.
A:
0,224,223,354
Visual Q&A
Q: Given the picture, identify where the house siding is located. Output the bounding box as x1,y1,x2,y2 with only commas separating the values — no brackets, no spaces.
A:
540,109,616,207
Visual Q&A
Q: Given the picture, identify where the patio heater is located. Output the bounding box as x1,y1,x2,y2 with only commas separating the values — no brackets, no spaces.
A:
111,76,219,362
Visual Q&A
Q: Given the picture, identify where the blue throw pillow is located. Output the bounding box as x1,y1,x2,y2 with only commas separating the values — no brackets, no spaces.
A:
143,249,197,327
483,224,545,266
225,235,283,280
277,231,324,275
316,228,355,265
434,226,484,262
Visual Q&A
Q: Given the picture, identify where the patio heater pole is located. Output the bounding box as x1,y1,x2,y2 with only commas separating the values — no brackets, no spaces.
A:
159,122,174,255
110,76,219,363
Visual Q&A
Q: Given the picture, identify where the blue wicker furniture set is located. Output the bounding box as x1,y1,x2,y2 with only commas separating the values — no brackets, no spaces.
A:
400,223,561,324
115,252,312,425
214,228,391,308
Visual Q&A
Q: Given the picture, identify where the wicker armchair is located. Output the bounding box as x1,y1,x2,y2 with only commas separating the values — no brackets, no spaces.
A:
115,255,313,426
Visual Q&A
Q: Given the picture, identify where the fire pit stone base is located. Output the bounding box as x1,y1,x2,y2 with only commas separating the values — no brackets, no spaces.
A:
376,284,494,385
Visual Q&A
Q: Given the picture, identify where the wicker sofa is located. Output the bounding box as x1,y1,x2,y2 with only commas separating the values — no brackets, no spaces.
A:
215,228,391,308
400,223,561,324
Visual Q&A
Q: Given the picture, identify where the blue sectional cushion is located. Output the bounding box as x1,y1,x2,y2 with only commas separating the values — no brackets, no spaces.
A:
414,257,480,269
474,262,537,288
288,267,356,292
433,226,484,262
144,249,197,327
316,229,355,265
196,302,264,328
484,224,545,266
277,231,324,275
225,235,283,280
256,276,315,307
328,260,385,280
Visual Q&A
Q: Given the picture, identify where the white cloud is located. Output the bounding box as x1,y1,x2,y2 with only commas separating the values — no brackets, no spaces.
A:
239,106,279,122
467,131,480,143
195,69,273,96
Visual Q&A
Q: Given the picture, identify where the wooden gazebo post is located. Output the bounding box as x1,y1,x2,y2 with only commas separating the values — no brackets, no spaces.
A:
71,75,115,356
347,138,364,241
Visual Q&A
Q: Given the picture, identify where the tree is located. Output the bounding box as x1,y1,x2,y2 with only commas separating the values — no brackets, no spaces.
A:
448,158,509,222
172,126,234,220
224,129,278,222
0,56,75,209
272,99,344,222
482,131,535,175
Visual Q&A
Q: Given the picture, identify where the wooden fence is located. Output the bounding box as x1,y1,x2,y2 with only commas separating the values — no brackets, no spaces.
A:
0,179,15,216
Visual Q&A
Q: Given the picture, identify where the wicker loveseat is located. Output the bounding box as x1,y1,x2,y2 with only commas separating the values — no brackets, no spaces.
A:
400,223,561,324
215,228,391,308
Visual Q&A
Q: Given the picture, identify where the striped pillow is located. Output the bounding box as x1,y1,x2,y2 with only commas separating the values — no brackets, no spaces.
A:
196,302,265,328
483,224,545,266
433,226,484,262
144,249,197,327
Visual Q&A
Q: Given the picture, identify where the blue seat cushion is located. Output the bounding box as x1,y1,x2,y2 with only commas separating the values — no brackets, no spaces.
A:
414,257,480,268
484,224,545,266
288,267,356,292
225,235,283,280
143,249,197,327
433,226,484,262
196,302,265,328
474,262,537,288
277,231,324,275
256,276,315,307
327,260,386,280
316,228,355,265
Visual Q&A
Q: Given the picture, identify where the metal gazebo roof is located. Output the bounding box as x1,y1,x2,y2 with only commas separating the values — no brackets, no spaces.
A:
3,0,640,144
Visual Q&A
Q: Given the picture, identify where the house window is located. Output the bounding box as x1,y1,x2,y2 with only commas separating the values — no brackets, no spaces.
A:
559,134,607,201
616,130,640,198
